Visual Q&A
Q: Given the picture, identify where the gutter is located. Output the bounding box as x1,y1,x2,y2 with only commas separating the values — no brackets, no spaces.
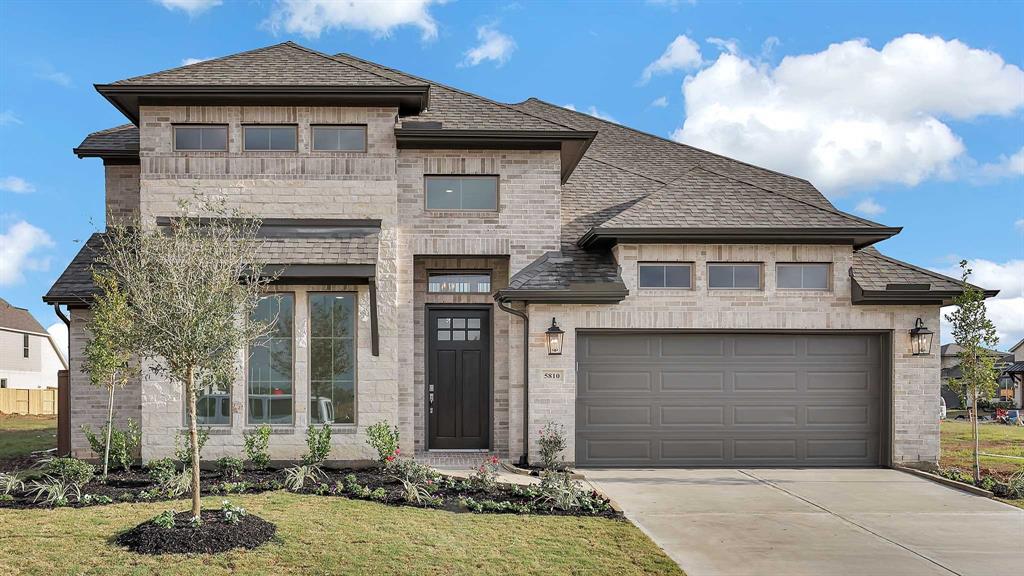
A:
495,297,530,466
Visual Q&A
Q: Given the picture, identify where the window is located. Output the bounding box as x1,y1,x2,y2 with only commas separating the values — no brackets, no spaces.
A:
0,379,6,389
312,125,366,151
425,176,498,211
639,263,692,289
309,293,356,425
195,373,231,426
243,125,297,151
437,316,481,342
248,294,294,425
23,334,29,358
428,272,492,294
173,125,227,151
708,263,762,289
777,263,830,290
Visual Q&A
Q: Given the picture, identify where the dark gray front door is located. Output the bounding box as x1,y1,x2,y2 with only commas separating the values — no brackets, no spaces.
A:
576,333,882,467
428,308,490,449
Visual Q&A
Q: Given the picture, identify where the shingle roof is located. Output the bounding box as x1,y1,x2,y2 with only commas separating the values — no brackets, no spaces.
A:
1005,361,1024,374
74,124,139,157
851,248,968,293
112,42,409,87
0,298,47,334
44,234,104,305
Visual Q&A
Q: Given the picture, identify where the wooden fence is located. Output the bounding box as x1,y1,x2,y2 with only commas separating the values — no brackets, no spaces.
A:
0,387,58,415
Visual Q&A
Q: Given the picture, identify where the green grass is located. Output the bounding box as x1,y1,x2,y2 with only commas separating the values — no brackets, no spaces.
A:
0,493,682,575
941,420,1024,509
0,414,56,460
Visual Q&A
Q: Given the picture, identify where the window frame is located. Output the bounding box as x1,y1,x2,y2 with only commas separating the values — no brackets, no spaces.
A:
310,124,368,153
637,262,694,290
23,333,29,358
245,292,297,427
423,175,500,212
242,124,298,152
307,291,359,427
776,262,832,291
426,270,493,294
707,262,764,290
172,124,228,152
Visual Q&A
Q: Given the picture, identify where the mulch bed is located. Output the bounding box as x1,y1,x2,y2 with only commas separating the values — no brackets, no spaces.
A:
114,509,276,555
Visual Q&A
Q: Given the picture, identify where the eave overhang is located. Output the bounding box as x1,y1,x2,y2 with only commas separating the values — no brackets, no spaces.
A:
95,83,430,124
578,226,902,250
850,278,1000,306
395,128,596,184
494,283,629,305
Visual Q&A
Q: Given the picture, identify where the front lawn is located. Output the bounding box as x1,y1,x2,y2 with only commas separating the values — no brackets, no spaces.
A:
0,413,56,464
0,492,682,575
940,420,1024,508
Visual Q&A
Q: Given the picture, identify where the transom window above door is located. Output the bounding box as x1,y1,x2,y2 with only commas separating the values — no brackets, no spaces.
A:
425,176,498,210
436,317,482,341
428,272,491,294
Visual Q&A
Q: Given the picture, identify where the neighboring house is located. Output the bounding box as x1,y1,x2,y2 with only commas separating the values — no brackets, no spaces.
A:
0,298,68,390
940,343,1021,410
44,42,997,468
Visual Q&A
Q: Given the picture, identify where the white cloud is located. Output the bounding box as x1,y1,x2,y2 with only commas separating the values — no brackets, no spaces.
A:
640,35,702,84
978,146,1024,181
854,197,885,217
0,176,35,194
673,34,1024,192
47,322,68,362
1015,218,1024,233
0,221,54,285
650,96,669,108
563,104,617,123
937,259,1024,348
181,57,211,66
156,0,222,15
707,36,740,55
36,70,71,87
460,25,516,68
266,0,443,40
0,110,21,126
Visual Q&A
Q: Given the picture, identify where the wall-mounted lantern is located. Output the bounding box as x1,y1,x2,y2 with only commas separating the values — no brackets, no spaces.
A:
909,318,934,356
545,318,565,355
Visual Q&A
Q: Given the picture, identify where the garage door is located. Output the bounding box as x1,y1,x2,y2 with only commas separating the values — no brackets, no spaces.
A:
576,333,883,467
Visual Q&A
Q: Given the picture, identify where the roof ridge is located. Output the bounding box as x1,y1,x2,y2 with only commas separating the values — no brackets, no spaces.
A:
520,97,821,188
583,156,670,186
334,52,571,131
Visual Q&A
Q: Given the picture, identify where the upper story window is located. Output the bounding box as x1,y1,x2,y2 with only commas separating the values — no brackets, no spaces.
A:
173,125,227,151
708,263,762,290
312,125,367,152
23,334,29,358
638,263,692,289
243,125,297,151
425,176,498,211
777,263,830,290
428,272,492,294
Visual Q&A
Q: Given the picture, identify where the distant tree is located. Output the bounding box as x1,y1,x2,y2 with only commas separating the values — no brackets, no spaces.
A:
944,260,999,484
81,270,138,478
98,200,273,520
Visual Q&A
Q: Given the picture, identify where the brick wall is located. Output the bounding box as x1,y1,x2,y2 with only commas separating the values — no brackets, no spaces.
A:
104,164,140,223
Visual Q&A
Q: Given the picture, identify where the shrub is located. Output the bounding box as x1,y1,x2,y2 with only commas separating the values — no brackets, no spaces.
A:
221,499,247,524
41,457,95,488
217,456,244,479
153,510,176,529
81,419,142,472
283,464,324,492
243,424,272,469
146,458,178,485
366,421,400,463
537,421,568,471
174,428,210,468
467,456,500,490
301,424,332,465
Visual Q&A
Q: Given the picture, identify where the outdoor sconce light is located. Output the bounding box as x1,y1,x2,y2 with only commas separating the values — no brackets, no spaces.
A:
909,318,934,356
545,317,565,355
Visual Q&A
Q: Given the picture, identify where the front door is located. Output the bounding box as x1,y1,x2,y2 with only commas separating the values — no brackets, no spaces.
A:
427,307,491,449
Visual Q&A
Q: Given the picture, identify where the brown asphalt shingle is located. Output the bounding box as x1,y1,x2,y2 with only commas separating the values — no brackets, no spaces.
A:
74,124,139,156
0,298,47,334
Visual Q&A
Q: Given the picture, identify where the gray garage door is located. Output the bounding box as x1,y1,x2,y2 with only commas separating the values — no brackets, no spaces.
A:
576,333,883,467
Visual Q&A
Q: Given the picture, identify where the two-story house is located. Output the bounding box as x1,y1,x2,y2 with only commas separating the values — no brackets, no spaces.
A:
0,298,67,390
44,42,996,468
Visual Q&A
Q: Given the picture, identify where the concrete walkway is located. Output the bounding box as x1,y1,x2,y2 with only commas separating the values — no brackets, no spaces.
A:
584,468,1024,576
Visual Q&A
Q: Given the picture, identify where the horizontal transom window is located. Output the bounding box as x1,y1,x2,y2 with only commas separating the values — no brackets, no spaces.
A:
425,176,498,211
428,272,492,293
639,263,692,289
708,263,762,289
312,125,367,151
777,263,830,289
174,125,227,151
243,126,297,151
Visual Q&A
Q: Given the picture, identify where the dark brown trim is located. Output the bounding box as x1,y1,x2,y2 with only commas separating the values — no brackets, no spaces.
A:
368,278,379,357
495,299,529,466
494,284,629,304
578,226,902,250
850,278,999,306
267,264,376,281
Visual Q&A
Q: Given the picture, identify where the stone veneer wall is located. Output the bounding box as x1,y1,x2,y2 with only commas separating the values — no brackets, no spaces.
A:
412,257,510,456
515,243,942,466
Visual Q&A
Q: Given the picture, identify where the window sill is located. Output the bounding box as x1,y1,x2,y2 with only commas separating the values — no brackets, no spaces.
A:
242,426,297,435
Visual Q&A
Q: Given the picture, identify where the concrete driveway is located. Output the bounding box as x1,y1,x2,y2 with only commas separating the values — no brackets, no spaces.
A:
584,468,1023,576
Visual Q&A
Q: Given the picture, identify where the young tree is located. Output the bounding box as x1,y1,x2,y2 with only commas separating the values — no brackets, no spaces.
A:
944,260,999,484
98,201,273,520
81,270,137,478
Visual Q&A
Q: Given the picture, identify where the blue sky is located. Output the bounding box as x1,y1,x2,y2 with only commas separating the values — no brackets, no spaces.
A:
1,0,1022,350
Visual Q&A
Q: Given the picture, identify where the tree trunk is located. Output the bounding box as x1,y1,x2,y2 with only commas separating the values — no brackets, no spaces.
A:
972,385,981,484
103,380,115,478
185,367,202,520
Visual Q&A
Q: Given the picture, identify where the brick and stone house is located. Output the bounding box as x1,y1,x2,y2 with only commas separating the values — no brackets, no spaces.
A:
44,42,996,468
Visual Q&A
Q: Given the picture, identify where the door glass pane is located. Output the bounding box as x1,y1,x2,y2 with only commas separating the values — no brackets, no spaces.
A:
428,273,491,293
452,330,466,341
453,318,465,329
467,330,480,341
309,293,356,424
437,330,450,341
437,317,451,329
468,318,480,329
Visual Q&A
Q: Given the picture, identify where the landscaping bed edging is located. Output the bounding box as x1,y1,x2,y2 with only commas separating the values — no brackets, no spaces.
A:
895,465,994,497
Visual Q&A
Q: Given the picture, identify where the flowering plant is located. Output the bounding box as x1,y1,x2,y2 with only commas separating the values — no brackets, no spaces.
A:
537,421,567,471
468,456,500,490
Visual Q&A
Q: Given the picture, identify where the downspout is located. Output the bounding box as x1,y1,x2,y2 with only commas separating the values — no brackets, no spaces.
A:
52,303,71,352
496,297,530,466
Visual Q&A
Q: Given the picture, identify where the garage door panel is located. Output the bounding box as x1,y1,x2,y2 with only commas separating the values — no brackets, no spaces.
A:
576,333,882,467
584,336,651,359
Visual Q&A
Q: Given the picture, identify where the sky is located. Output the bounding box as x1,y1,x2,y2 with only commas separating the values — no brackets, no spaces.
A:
1,0,1022,355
